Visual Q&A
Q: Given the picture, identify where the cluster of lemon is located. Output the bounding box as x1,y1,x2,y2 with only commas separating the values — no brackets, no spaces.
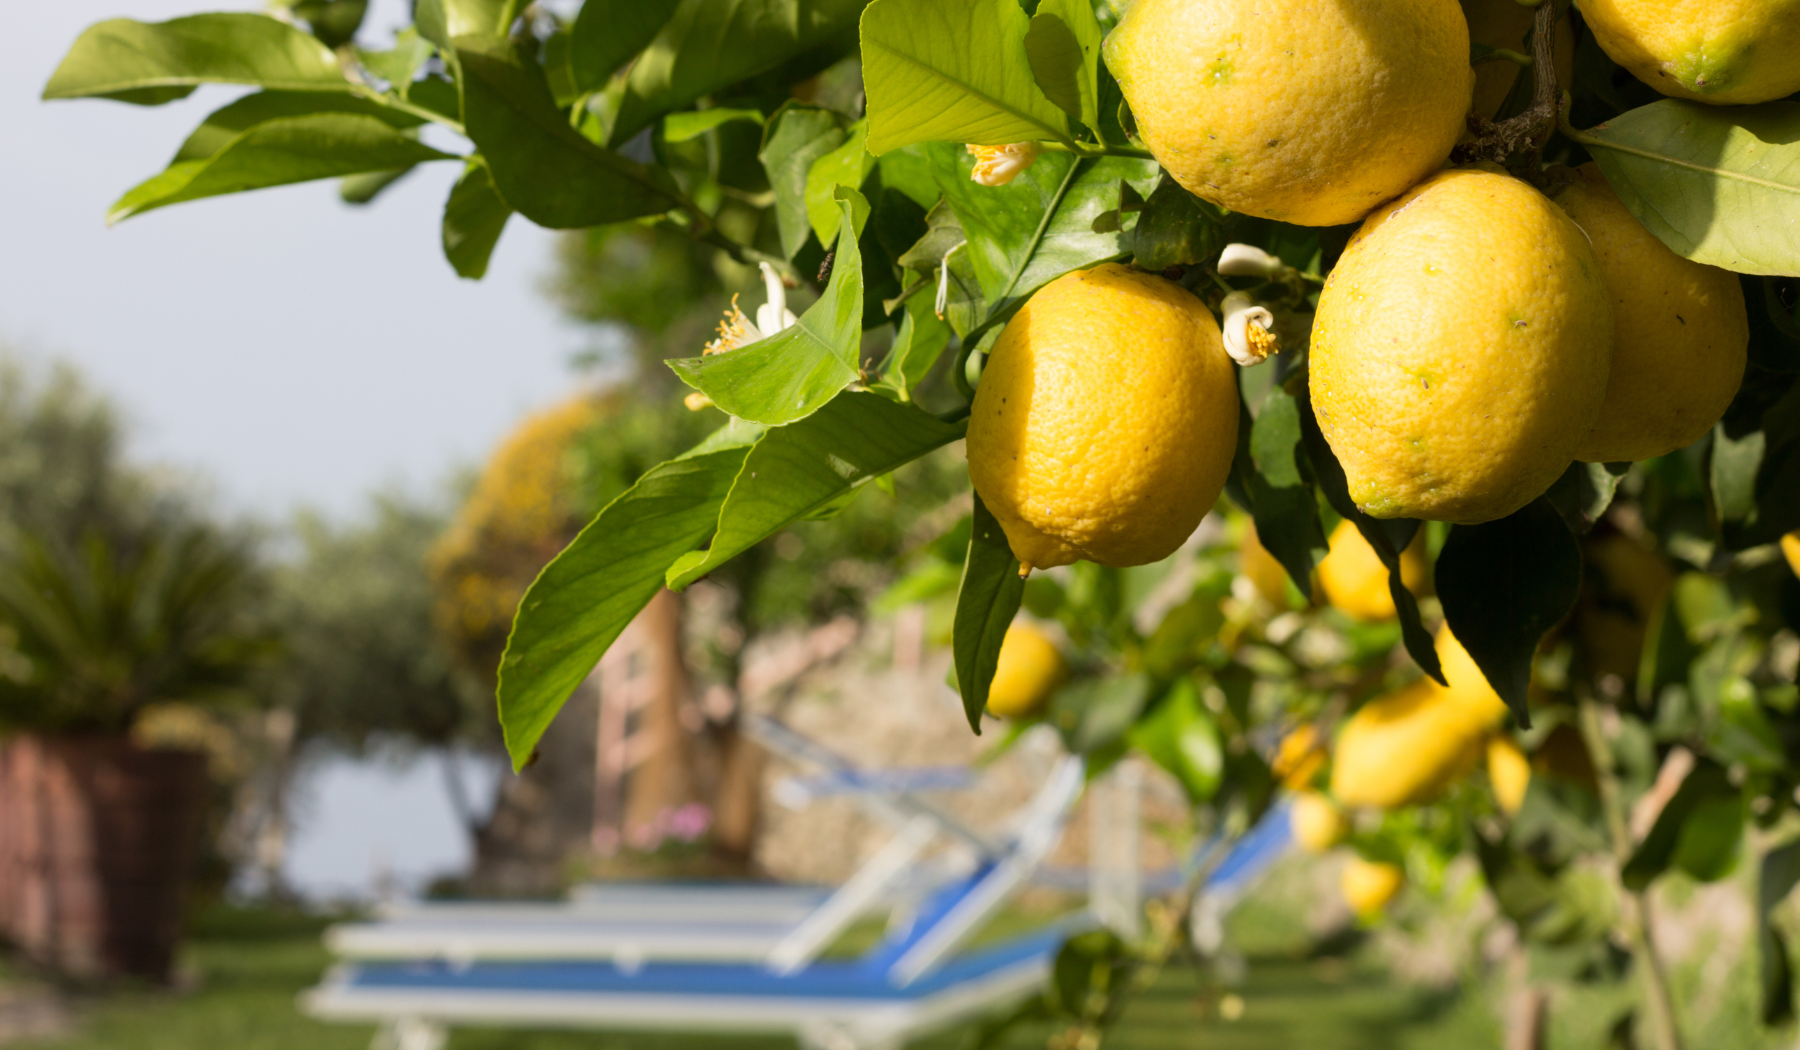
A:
965,0,1790,571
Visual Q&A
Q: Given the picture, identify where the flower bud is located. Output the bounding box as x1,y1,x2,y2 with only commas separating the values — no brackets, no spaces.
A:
966,143,1040,187
1217,243,1285,278
1221,291,1279,366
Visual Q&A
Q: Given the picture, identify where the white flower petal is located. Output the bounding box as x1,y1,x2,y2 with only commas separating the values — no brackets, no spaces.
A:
1221,291,1278,366
1217,243,1283,278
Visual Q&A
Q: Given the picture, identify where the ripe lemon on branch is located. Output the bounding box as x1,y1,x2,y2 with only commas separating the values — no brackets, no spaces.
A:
1104,0,1473,226
1342,857,1405,916
1580,0,1800,105
1317,519,1431,623
967,264,1238,572
985,622,1067,719
1310,169,1614,524
1553,163,1748,464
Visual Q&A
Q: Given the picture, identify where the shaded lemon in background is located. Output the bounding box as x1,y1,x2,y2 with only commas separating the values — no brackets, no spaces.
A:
1555,164,1748,464
1785,533,1800,578
1317,519,1432,622
1342,857,1405,917
1291,791,1350,853
1580,0,1800,105
1433,627,1512,726
1310,169,1613,525
1330,679,1490,808
967,264,1238,572
985,622,1068,719
1577,530,1676,683
1273,724,1328,791
1241,523,1305,609
1487,735,1532,815
1461,0,1575,117
1104,0,1472,226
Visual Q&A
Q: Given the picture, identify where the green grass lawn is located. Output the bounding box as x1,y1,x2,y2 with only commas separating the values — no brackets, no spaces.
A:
3,903,1499,1050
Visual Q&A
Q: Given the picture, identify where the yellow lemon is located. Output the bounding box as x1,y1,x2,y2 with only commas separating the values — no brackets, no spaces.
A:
1342,857,1405,916
1577,530,1675,682
1103,0,1473,227
1461,0,1575,117
1329,679,1489,808
1487,735,1532,815
1241,522,1310,609
1291,792,1349,853
967,264,1238,571
1580,0,1800,105
1552,164,1748,464
985,622,1068,719
1433,627,1512,728
1784,532,1800,578
1310,169,1614,524
1317,519,1432,623
1273,724,1328,791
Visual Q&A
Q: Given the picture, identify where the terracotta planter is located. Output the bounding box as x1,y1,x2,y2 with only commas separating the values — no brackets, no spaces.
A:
0,735,207,981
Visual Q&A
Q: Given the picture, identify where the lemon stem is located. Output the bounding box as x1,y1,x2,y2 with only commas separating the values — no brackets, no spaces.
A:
1452,0,1563,170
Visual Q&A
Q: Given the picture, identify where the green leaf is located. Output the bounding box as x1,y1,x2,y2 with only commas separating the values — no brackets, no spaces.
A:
1622,758,1738,890
1127,677,1222,802
339,166,413,204
806,121,876,245
609,0,867,147
417,0,512,45
1241,384,1326,598
569,0,684,94
1437,499,1583,728
954,493,1027,733
1760,840,1800,1024
169,91,423,164
1131,175,1230,272
357,28,435,93
861,0,1071,155
1054,672,1152,755
932,146,1159,319
1024,0,1102,132
875,290,953,401
669,191,865,425
44,14,346,101
759,102,851,260
1545,460,1629,534
1716,378,1800,549
1300,398,1444,686
442,159,512,279
665,392,964,588
108,114,455,223
664,107,766,143
495,431,760,770
1575,100,1800,277
455,35,685,229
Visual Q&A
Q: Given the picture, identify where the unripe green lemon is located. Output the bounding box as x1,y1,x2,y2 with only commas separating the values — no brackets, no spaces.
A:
1310,169,1614,524
1580,0,1800,105
985,623,1067,719
967,264,1238,571
1317,519,1432,623
1554,164,1747,464
1342,857,1405,916
1103,0,1474,226
1291,791,1350,853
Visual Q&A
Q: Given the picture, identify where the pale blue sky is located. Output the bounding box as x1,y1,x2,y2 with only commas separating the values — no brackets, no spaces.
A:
6,0,583,518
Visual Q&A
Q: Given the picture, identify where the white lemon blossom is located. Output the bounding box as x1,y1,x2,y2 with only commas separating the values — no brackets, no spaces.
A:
687,262,799,410
966,143,1040,187
1217,243,1286,278
1221,291,1278,366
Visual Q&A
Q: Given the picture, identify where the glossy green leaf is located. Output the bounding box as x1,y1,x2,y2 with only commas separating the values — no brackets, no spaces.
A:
1545,460,1629,534
1301,399,1445,685
44,14,346,101
416,0,511,45
170,91,423,164
570,0,684,93
495,425,761,769
108,114,455,223
1576,100,1800,276
666,392,964,588
1242,384,1325,598
357,29,435,92
862,0,1070,155
954,493,1026,733
1437,499,1583,728
442,159,512,279
875,291,953,401
806,121,875,245
1127,677,1223,802
664,107,765,143
1622,758,1737,890
932,146,1159,319
759,102,851,259
339,166,413,204
1024,0,1102,132
609,0,867,147
456,35,685,229
1132,175,1230,272
668,192,865,425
